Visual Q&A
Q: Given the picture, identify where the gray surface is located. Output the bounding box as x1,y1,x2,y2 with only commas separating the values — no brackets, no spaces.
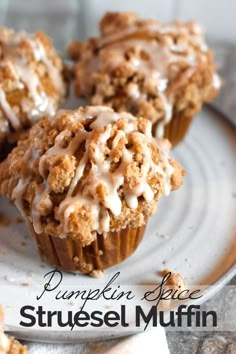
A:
167,276,236,353
0,0,82,53
209,40,236,126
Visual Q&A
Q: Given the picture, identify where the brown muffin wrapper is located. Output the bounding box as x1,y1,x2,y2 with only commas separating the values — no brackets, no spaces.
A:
29,222,147,273
153,113,193,147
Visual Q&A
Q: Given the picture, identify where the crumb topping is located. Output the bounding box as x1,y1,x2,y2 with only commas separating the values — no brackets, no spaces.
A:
68,12,220,137
0,306,10,354
0,305,28,353
0,27,67,146
89,270,105,278
162,268,186,288
0,106,184,246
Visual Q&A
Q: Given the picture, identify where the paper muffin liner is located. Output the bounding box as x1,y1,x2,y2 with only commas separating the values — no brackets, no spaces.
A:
153,114,193,147
29,221,147,273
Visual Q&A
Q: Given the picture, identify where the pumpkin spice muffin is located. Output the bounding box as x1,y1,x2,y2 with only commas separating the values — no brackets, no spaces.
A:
0,27,67,158
68,12,221,146
0,106,184,273
0,306,28,354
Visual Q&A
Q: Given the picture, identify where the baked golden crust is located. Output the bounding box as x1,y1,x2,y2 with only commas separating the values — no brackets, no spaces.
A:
0,106,184,246
0,306,28,354
68,12,220,138
0,27,67,149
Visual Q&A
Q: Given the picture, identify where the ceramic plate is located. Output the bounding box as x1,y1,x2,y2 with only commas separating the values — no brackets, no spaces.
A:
0,107,235,343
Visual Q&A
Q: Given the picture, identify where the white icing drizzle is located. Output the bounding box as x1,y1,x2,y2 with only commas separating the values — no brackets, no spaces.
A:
28,38,65,97
99,21,207,52
0,29,65,134
82,20,217,137
12,147,40,221
11,107,175,237
31,182,49,234
155,93,173,138
0,62,22,136
212,73,221,89
0,90,20,130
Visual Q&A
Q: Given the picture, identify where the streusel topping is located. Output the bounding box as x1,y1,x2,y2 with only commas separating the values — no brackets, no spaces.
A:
0,309,9,354
0,305,28,354
0,27,66,146
69,12,220,137
0,106,184,246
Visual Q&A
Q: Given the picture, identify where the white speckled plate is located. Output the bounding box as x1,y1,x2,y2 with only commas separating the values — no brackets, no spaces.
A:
0,107,235,343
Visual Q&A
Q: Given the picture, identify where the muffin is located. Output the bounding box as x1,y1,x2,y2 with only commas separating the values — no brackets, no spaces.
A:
68,12,221,146
0,306,28,354
0,106,184,273
0,27,67,158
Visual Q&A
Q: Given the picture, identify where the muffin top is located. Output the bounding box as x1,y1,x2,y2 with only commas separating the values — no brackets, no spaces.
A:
0,27,67,146
68,12,220,137
0,106,184,246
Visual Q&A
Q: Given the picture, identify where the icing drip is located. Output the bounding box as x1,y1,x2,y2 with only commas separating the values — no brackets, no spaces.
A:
155,93,173,137
0,29,64,134
0,90,20,130
99,21,207,51
28,38,65,99
212,73,221,89
12,108,175,237
0,331,10,353
82,21,214,137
